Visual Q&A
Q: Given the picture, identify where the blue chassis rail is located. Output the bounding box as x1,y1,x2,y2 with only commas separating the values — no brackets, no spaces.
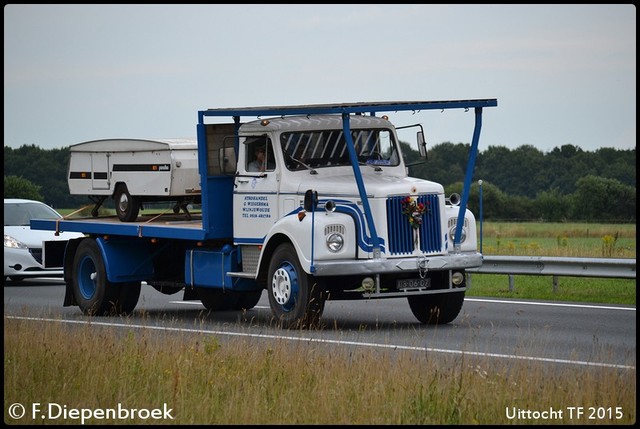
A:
32,99,497,245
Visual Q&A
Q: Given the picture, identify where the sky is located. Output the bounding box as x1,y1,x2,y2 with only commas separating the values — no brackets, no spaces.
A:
4,4,636,153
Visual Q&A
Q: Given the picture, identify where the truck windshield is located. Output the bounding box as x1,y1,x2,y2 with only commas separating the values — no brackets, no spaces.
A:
280,129,399,171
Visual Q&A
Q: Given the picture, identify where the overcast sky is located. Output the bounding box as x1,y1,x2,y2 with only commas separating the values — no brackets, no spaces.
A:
4,4,636,153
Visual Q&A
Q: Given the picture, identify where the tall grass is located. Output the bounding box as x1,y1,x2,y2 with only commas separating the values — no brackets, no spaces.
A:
4,319,636,425
479,221,635,258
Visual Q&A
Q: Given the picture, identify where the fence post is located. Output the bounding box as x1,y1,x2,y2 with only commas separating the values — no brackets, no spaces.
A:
508,275,514,291
552,275,559,292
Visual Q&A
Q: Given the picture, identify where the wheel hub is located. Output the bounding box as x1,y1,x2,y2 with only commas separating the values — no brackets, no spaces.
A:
272,265,297,305
118,194,129,212
78,256,97,299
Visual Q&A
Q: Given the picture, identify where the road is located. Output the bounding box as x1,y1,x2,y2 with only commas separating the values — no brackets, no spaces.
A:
4,278,636,370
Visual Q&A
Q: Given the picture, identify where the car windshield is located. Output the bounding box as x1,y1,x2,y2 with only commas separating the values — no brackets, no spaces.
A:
280,128,400,171
4,202,61,226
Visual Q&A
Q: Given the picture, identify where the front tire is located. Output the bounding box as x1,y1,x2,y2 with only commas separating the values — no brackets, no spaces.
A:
267,243,326,329
72,239,140,315
408,291,465,324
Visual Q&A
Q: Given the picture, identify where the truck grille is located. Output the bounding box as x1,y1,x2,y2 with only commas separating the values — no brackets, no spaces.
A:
386,194,442,255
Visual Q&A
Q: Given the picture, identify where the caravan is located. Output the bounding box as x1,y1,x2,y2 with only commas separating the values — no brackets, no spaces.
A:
68,138,201,221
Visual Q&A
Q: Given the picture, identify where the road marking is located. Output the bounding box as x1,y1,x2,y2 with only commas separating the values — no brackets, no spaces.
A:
465,297,635,311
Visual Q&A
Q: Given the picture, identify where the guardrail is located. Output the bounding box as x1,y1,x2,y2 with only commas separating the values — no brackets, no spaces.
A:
466,256,636,292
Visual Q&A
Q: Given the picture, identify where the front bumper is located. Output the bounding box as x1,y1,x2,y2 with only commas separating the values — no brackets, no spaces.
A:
4,247,63,279
311,252,482,276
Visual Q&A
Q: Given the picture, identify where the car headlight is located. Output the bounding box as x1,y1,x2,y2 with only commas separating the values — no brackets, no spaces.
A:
448,225,467,244
326,233,344,252
4,234,28,249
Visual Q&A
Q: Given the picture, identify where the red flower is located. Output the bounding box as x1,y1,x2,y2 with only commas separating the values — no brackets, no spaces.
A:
401,196,429,230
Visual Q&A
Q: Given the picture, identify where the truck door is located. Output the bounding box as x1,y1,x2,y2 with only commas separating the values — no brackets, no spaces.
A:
233,136,280,245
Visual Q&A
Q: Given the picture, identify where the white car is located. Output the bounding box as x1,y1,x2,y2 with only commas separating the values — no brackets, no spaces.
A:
4,198,84,281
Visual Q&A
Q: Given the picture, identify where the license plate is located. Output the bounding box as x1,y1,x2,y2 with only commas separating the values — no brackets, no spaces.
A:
397,278,430,290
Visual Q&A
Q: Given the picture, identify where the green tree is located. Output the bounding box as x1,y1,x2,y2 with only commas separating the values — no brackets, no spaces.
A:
477,145,547,198
571,175,636,222
534,188,571,222
4,175,43,201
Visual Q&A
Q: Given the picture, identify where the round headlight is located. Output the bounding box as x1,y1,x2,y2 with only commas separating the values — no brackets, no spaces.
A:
326,233,344,252
449,225,467,244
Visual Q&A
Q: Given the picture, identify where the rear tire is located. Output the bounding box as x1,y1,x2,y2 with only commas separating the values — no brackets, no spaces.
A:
114,184,140,222
197,287,240,311
408,291,465,324
72,239,140,315
234,289,263,310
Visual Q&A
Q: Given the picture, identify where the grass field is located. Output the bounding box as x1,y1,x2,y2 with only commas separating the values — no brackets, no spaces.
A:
468,221,636,306
478,221,635,259
4,318,636,425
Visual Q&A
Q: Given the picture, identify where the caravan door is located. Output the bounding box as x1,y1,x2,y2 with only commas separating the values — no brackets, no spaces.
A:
91,152,111,191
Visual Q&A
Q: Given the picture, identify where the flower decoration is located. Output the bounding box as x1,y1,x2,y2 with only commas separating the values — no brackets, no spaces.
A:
401,196,429,230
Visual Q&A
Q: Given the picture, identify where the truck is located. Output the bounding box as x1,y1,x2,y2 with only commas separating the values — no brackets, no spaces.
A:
32,99,498,329
67,138,201,221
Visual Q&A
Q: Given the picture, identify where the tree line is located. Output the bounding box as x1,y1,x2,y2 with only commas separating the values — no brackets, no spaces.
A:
4,142,636,223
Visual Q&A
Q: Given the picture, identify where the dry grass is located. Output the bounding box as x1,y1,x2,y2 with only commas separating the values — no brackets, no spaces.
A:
479,221,635,258
4,318,636,425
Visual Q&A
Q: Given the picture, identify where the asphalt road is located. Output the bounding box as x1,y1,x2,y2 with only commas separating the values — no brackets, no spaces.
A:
4,278,636,370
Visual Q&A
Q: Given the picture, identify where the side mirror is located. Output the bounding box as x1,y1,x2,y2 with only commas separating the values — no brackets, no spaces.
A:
304,189,318,212
417,131,427,158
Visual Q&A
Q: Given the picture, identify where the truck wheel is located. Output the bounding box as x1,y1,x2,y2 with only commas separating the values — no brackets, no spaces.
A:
407,291,465,325
267,243,326,329
114,184,140,222
197,287,239,311
113,282,142,315
234,289,263,310
72,239,141,315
